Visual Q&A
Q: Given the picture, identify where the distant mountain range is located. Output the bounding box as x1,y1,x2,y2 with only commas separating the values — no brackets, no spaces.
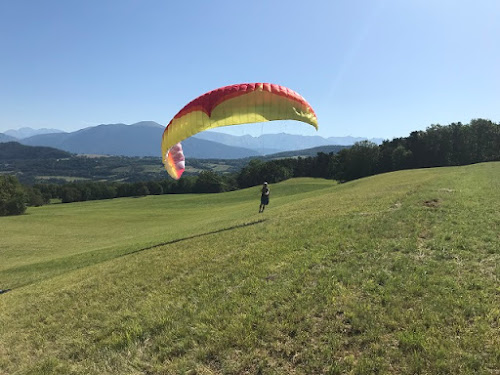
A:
13,122,258,159
4,127,64,139
263,145,350,159
195,132,383,153
1,121,383,159
0,133,17,143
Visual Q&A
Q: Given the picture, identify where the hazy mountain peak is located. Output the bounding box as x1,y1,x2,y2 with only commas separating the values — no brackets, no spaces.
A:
132,121,164,128
194,131,383,154
4,127,65,139
19,122,259,158
0,133,17,142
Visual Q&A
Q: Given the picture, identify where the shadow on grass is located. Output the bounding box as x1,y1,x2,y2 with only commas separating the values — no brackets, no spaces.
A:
0,219,268,293
117,219,268,258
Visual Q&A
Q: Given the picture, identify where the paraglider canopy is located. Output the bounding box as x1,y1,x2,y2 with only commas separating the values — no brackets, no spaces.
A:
162,83,318,179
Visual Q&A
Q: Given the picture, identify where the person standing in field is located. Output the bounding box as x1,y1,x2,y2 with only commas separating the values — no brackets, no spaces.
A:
259,182,270,213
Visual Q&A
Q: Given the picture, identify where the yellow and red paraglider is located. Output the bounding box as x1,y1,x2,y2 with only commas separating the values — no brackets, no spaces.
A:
162,83,318,179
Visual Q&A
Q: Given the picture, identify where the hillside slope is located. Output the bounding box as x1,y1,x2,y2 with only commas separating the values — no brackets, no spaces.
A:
0,141,72,160
0,163,499,374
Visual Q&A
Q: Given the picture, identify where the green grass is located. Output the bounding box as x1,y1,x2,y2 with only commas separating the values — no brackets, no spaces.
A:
0,178,334,289
1,163,499,374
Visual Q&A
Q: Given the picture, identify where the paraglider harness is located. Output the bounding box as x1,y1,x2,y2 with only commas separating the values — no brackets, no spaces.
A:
261,186,270,205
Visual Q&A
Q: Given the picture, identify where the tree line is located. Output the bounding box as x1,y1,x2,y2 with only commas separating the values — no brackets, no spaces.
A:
238,119,499,185
1,119,498,215
0,171,238,215
39,172,238,204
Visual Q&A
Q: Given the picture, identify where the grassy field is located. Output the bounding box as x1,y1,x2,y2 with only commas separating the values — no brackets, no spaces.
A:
0,163,499,374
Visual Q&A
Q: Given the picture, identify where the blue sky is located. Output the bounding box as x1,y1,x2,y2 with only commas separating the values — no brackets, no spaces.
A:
1,0,499,139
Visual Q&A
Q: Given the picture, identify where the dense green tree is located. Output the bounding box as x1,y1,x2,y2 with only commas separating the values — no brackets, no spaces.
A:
147,181,163,195
171,176,195,194
257,161,292,184
157,179,175,194
237,159,295,188
133,182,150,197
60,186,82,203
98,184,117,200
0,175,26,215
469,119,499,162
237,159,266,188
25,187,49,207
33,183,59,200
335,141,380,181
311,152,336,179
222,174,238,191
116,183,134,197
391,145,413,170
193,171,225,193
